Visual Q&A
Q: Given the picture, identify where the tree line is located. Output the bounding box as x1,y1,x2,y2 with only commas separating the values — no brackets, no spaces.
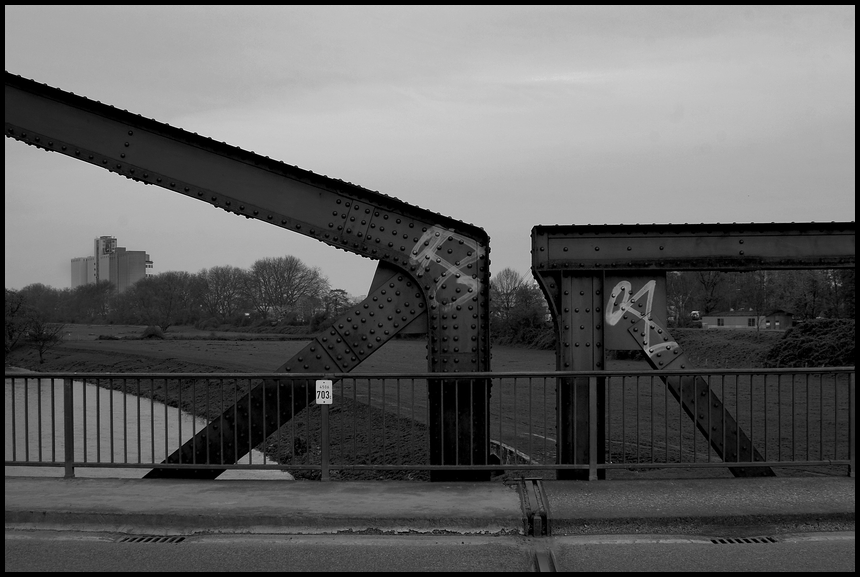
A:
5,255,357,358
6,258,854,358
666,269,855,327
489,267,855,347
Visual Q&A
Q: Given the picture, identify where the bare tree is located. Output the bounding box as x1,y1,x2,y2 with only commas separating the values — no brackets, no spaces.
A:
746,270,771,332
26,317,66,364
488,268,550,344
17,283,60,321
822,269,852,318
120,271,203,331
199,266,248,321
667,271,696,326
244,256,330,320
5,288,28,357
67,281,113,322
836,269,855,318
490,267,526,324
696,271,724,315
324,288,353,319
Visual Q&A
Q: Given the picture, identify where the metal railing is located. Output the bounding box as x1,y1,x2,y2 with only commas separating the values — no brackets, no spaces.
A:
5,368,855,480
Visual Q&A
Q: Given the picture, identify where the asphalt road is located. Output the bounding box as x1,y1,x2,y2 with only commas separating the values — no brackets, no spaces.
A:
5,531,534,572
552,532,856,572
5,530,854,572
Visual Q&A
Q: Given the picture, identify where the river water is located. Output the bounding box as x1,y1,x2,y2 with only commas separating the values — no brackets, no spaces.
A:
5,373,293,480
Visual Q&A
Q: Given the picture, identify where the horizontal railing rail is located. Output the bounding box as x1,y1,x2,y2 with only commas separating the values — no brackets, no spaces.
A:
5,367,855,480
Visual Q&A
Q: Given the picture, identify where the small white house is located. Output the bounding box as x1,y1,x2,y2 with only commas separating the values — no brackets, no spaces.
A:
701,309,793,330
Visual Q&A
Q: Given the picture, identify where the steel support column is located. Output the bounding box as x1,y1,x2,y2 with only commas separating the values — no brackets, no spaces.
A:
534,271,606,479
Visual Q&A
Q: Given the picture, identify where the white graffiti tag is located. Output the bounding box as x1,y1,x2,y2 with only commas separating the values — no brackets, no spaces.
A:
605,279,678,358
409,225,482,308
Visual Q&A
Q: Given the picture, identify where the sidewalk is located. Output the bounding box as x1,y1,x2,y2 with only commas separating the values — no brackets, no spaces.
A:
5,475,854,536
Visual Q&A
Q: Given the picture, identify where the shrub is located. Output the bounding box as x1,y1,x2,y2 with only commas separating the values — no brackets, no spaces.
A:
764,319,855,368
195,318,220,331
141,325,165,339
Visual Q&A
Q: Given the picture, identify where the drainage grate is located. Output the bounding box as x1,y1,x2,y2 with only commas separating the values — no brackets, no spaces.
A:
711,537,778,545
118,536,186,544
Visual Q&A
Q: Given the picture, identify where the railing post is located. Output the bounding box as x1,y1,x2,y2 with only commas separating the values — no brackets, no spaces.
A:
63,378,75,479
589,376,598,481
320,403,330,481
849,371,855,478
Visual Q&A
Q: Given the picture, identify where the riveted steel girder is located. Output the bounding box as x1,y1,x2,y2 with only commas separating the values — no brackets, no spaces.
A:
6,72,492,480
533,222,855,272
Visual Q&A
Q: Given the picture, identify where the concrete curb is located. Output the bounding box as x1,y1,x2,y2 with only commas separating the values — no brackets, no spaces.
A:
4,511,524,536
5,475,854,537
542,477,856,536
4,477,524,536
548,513,856,537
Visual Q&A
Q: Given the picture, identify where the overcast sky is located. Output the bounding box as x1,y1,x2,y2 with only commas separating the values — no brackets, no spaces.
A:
5,6,855,298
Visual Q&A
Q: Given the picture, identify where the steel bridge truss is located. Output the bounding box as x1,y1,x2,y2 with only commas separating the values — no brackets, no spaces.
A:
6,71,492,481
7,72,855,481
532,222,855,479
